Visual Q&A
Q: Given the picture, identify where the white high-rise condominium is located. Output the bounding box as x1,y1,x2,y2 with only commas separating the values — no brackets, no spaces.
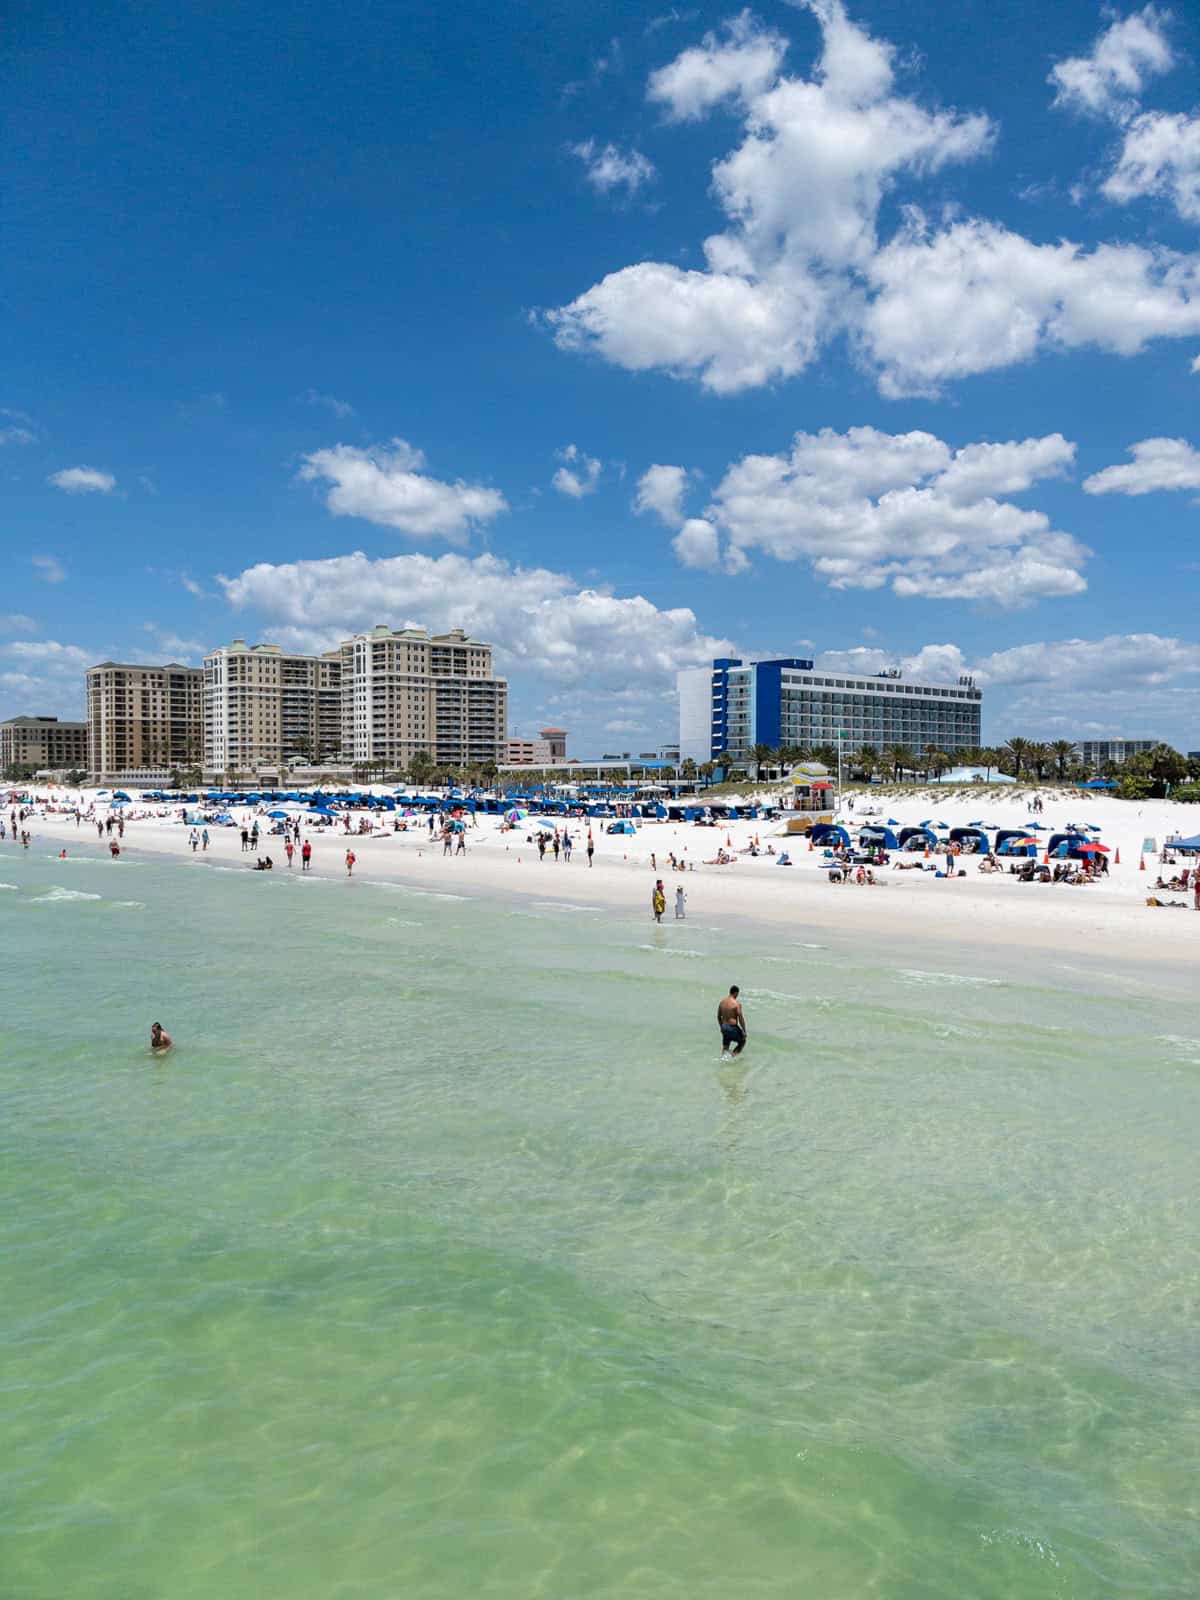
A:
338,626,507,769
203,641,343,773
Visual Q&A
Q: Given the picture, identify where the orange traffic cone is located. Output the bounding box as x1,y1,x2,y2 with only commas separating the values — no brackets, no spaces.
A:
1139,854,1145,871
1114,846,1120,865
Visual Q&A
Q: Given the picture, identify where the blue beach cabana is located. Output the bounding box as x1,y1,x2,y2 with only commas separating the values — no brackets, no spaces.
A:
858,824,898,850
995,829,1037,857
810,823,851,849
949,826,989,852
898,825,937,852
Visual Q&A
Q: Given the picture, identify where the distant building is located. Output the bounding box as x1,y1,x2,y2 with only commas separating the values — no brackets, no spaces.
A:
86,661,205,781
505,736,554,765
678,657,982,767
203,640,342,773
1072,739,1157,768
0,714,88,774
338,626,507,769
539,727,567,761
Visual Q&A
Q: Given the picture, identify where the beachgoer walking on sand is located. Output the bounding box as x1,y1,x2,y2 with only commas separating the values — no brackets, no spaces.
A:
301,840,312,872
675,886,686,919
563,832,572,862
717,986,747,1057
587,835,594,867
652,879,666,922
201,828,209,850
455,832,466,855
345,849,356,877
189,829,199,852
552,833,560,862
241,827,249,853
285,840,295,868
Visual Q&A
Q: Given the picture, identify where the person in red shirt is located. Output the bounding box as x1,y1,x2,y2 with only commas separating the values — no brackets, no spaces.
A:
285,839,295,868
301,840,312,872
345,849,356,877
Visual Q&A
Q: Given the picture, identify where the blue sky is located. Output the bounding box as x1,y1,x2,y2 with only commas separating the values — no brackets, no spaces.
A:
5,0,1200,751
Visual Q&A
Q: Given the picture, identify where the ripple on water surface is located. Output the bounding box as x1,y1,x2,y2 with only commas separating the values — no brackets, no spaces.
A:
0,845,1197,1599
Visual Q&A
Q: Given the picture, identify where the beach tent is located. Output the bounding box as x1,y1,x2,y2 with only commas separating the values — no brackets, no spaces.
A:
949,826,989,852
606,820,637,835
898,826,937,852
810,823,851,849
995,829,1037,856
858,824,898,850
1169,834,1200,851
1079,777,1117,789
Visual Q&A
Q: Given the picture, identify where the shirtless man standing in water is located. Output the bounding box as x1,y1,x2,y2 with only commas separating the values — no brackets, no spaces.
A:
150,1022,174,1053
717,986,747,1057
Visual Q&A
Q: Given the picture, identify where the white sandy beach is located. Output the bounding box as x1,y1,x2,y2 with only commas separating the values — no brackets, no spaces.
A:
16,783,1200,966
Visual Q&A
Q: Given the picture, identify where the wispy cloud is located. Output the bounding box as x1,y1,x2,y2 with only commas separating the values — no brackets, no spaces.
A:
298,388,355,418
571,138,657,196
143,623,205,660
0,407,36,446
552,443,602,498
48,465,115,495
32,554,66,583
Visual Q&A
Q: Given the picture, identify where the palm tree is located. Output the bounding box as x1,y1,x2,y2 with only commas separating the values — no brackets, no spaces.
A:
1050,739,1076,780
922,743,947,780
1026,741,1052,780
883,743,915,781
852,744,878,782
1002,737,1030,779
699,760,716,788
750,743,775,781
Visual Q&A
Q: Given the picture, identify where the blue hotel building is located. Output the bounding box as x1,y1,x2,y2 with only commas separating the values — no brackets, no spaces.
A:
678,658,982,766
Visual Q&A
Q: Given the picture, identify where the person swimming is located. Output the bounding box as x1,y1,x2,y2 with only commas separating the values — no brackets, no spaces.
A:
150,1021,174,1053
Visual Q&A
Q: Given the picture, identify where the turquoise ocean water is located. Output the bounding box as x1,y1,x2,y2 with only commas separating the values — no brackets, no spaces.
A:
2,841,1198,1598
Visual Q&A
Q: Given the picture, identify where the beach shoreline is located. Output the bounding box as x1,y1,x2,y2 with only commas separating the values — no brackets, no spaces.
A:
24,789,1200,978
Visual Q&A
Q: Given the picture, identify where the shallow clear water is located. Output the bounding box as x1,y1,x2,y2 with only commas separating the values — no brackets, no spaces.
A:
2,841,1198,1598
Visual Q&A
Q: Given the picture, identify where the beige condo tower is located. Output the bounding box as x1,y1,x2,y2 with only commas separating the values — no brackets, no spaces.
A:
339,626,507,770
203,641,343,773
86,661,205,781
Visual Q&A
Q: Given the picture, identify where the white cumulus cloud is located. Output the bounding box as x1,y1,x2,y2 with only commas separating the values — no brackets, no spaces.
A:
701,426,1084,603
1103,109,1200,221
48,466,116,495
1083,437,1200,496
572,139,657,195
218,550,733,699
552,443,602,498
548,1,1200,397
634,463,690,525
31,555,66,583
861,216,1200,396
1049,6,1173,121
298,438,507,541
647,8,788,120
